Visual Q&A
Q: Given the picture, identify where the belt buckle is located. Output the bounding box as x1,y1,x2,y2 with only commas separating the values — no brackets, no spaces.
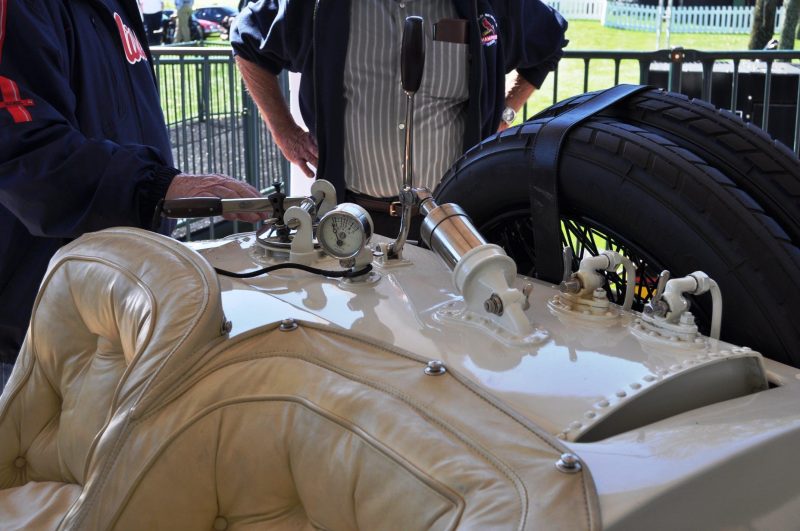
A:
389,201,402,217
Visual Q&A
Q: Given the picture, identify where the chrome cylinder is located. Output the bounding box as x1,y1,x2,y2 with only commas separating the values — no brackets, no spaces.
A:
419,196,487,270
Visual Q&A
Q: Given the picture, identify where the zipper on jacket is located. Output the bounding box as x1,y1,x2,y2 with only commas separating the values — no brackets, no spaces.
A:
471,0,481,138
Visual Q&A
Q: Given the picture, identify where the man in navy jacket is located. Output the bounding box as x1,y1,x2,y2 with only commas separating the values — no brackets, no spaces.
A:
0,0,264,386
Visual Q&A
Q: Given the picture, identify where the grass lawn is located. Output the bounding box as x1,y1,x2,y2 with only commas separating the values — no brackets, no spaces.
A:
564,19,754,51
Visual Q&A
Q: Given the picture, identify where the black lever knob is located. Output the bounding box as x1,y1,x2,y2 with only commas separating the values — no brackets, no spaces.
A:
401,16,425,94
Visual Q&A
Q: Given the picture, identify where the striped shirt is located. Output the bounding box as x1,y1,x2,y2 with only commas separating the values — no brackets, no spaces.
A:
343,0,468,198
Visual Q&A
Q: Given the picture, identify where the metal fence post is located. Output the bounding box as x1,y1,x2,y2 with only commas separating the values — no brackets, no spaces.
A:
701,59,715,102
762,60,773,132
638,58,652,85
668,46,685,93
242,83,261,190
198,58,210,123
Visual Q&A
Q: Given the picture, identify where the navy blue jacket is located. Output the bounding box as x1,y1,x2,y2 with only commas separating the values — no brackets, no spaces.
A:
232,0,567,201
0,0,178,362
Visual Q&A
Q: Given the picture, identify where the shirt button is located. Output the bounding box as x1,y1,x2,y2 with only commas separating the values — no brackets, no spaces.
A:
399,2,405,8
398,123,405,130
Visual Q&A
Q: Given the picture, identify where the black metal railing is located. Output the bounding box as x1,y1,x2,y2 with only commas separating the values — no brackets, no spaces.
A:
151,46,290,194
150,46,800,238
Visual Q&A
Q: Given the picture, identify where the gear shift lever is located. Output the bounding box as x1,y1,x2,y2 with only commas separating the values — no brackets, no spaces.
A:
387,15,425,260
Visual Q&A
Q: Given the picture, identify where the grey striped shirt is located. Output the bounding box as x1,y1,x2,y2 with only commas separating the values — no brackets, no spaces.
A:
343,0,468,198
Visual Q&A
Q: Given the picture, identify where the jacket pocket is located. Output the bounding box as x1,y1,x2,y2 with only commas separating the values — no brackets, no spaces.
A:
423,41,469,102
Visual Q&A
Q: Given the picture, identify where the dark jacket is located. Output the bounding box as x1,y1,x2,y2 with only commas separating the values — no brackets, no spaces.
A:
0,0,178,362
232,0,567,201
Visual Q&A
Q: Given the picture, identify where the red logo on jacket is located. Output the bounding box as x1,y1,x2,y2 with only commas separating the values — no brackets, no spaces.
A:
479,14,498,46
114,13,146,64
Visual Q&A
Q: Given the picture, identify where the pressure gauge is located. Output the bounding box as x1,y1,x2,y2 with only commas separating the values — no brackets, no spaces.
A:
317,203,374,259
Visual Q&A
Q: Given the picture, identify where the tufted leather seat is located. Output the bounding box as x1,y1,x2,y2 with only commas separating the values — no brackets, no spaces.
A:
63,323,601,530
1,228,600,529
0,227,227,530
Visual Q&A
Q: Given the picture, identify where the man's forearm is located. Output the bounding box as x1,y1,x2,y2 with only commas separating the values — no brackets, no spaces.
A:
235,56,296,138
235,56,319,177
505,72,536,114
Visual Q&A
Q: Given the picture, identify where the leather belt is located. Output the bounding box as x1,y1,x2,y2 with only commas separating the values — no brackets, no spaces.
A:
346,191,418,217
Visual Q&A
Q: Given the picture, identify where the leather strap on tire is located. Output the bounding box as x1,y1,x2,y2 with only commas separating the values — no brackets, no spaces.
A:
529,84,651,282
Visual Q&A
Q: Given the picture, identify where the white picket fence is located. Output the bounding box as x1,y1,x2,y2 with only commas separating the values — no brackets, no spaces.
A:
546,0,608,20
545,0,785,34
604,3,784,34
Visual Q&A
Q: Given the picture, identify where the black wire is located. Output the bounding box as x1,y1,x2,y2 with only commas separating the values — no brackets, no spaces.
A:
214,262,373,279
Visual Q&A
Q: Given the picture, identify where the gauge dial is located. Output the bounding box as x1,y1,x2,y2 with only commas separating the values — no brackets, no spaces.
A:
317,204,373,259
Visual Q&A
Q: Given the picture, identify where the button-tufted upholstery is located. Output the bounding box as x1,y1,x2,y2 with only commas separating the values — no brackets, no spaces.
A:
0,228,226,529
63,323,601,530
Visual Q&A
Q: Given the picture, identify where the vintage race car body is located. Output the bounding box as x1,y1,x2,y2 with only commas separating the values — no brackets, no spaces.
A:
1,55,798,524
2,176,798,529
190,227,800,530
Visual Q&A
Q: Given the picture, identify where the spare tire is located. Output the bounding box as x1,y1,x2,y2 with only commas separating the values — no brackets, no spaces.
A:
434,117,800,367
534,88,800,243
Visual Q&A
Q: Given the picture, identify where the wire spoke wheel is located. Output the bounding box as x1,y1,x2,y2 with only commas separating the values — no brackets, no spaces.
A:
480,210,663,310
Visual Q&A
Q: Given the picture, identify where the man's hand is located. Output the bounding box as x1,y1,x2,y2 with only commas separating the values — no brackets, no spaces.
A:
166,173,268,223
273,126,318,178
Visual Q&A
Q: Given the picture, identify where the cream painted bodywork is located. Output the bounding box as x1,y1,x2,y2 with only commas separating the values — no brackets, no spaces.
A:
189,232,800,530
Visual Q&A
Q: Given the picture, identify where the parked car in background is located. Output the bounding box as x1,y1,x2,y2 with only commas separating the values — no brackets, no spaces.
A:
196,17,223,38
160,8,212,44
194,5,237,38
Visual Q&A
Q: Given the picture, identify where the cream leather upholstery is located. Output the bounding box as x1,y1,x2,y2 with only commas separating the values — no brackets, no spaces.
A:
64,324,601,530
1,228,600,529
0,228,226,530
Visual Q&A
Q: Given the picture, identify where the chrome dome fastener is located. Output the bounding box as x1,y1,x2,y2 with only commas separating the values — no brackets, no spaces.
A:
279,318,298,332
555,453,582,474
424,360,447,376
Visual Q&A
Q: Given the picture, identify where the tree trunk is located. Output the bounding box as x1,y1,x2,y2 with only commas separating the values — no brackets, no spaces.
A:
780,0,800,48
749,0,777,50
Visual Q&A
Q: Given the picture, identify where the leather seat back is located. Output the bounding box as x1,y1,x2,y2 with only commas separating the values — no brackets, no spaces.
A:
0,227,226,490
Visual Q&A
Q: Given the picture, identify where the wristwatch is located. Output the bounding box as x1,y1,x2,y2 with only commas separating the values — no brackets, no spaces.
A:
501,106,516,125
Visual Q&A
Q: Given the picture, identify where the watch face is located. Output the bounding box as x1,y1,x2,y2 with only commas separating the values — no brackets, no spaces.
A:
502,107,516,124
